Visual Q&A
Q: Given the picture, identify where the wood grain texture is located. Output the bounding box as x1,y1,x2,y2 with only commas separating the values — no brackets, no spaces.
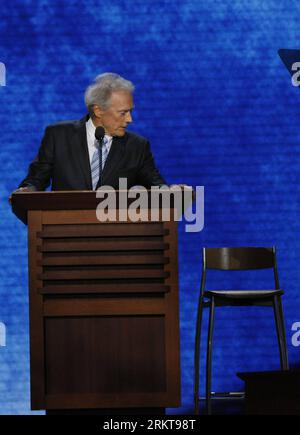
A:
20,192,181,410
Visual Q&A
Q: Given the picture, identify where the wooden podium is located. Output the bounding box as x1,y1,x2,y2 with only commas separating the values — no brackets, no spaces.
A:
12,191,181,412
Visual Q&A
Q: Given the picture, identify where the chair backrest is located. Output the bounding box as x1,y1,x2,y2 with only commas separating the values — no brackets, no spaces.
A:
204,247,275,270
201,247,280,290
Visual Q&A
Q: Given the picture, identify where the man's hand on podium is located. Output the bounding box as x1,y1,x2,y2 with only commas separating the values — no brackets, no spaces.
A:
9,185,37,204
169,184,196,201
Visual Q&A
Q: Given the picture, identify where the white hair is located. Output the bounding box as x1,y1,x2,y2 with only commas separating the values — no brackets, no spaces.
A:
84,73,134,115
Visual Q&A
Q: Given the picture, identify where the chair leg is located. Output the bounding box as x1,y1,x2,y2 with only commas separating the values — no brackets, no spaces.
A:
194,296,204,415
276,296,289,370
206,296,215,415
273,296,289,370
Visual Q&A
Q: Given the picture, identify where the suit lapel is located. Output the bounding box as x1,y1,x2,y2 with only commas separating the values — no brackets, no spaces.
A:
71,115,92,189
102,135,126,185
71,117,127,189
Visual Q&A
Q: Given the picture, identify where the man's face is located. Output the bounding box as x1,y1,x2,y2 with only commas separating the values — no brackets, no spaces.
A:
93,90,134,137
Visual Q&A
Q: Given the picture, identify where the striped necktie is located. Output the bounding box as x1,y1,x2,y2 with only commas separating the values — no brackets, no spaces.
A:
102,136,109,169
91,136,109,190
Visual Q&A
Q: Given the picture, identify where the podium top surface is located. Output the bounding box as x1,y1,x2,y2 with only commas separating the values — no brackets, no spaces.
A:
11,190,189,224
12,190,103,211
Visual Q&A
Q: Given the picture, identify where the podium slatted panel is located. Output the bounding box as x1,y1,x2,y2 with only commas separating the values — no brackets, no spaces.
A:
38,222,171,295
39,239,168,252
14,194,181,411
37,223,168,238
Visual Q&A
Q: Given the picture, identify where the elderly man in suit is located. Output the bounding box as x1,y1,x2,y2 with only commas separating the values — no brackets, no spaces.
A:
15,73,166,192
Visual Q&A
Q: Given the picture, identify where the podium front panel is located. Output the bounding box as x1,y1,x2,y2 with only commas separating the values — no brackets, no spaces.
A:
28,209,180,410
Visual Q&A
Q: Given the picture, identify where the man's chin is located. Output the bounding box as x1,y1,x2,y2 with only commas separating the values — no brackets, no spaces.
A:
115,129,126,137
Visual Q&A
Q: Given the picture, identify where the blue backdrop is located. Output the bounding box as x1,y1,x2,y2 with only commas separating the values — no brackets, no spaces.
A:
1,0,300,415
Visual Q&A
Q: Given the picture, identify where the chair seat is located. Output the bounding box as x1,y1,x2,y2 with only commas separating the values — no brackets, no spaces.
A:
204,290,284,299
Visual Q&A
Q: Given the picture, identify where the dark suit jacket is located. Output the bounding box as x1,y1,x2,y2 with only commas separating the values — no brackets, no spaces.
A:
19,115,166,190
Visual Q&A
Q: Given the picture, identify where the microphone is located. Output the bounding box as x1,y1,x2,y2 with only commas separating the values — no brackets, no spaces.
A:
95,126,105,142
94,126,105,189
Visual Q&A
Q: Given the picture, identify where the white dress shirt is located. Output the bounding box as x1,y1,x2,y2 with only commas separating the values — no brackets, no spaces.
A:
86,117,113,164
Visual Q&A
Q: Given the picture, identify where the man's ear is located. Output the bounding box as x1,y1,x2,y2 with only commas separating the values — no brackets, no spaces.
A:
93,105,105,118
